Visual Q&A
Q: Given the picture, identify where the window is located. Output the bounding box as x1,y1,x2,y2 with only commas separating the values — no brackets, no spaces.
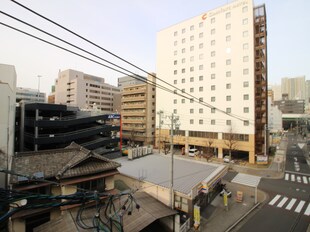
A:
190,109,194,114
182,38,186,43
199,97,203,102
190,77,194,82
199,65,204,70
174,60,177,65
226,59,231,65
243,43,249,50
198,43,203,49
226,95,231,101
174,109,177,114
190,88,194,93
211,17,215,23
173,99,177,104
181,78,185,83
190,35,194,41
199,86,203,92
226,71,231,77
190,98,194,103
199,32,203,38
174,41,177,46
243,31,248,37
226,35,231,42
244,120,249,126
243,69,249,75
182,58,186,63
181,89,185,93
199,108,203,113
211,120,215,125
226,108,231,113
243,94,249,100
226,120,231,126
174,70,177,75
174,80,177,84
211,40,215,46
190,67,194,72
243,18,248,25
211,51,215,57
190,25,194,31
190,46,194,51
226,12,231,18
226,83,231,89
190,119,194,124
174,50,177,55
190,56,194,62
199,22,203,28
243,56,249,62
243,81,249,87
244,107,249,113
211,62,215,68
182,48,185,53
211,28,215,35
199,75,203,81
226,24,231,30
174,31,178,36
199,54,204,60
242,6,248,13
78,178,105,192
182,28,186,34
211,96,215,102
199,119,203,125
211,73,215,79
182,99,185,103
182,68,185,73
211,85,215,91
211,108,216,113
174,90,177,94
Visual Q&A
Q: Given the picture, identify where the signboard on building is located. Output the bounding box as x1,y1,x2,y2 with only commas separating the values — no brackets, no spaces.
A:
108,114,120,119
194,205,200,225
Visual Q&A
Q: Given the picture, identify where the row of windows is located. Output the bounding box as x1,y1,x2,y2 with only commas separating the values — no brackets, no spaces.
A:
185,107,250,114
173,6,248,36
174,56,248,66
173,42,250,56
222,133,249,141
188,131,218,139
172,83,249,94
174,67,249,75
188,119,249,126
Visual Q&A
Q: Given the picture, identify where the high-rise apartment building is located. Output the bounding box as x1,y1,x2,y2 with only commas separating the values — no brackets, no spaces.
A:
121,74,156,146
281,76,306,100
16,87,46,103
55,69,120,111
156,0,267,163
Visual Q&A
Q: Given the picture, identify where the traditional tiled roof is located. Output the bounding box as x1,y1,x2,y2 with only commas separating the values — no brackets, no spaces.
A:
11,142,121,184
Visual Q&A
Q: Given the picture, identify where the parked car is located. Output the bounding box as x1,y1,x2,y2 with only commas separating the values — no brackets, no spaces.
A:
223,155,231,163
188,148,199,157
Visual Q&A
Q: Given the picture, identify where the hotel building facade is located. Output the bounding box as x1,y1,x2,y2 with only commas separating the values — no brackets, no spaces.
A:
156,0,267,163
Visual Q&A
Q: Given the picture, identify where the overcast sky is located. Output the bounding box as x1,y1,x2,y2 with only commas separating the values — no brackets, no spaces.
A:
1,0,309,95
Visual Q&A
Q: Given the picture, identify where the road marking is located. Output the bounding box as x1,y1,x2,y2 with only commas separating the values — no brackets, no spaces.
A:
285,173,289,180
291,174,295,182
295,201,305,213
285,198,297,210
269,194,281,206
302,176,308,184
277,197,288,208
304,203,310,216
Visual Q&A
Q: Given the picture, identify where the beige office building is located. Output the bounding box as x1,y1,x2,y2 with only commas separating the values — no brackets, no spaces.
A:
156,0,267,163
121,74,156,146
281,76,306,100
55,69,120,111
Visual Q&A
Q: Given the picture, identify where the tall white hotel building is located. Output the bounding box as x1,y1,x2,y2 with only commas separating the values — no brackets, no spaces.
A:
156,0,267,164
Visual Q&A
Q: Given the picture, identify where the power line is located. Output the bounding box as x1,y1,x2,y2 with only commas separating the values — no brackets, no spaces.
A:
8,0,255,123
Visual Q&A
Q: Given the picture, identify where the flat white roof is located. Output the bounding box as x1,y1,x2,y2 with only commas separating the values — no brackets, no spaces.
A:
116,154,226,196
231,173,261,188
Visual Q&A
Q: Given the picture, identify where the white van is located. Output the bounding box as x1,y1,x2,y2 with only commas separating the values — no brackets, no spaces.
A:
188,148,199,157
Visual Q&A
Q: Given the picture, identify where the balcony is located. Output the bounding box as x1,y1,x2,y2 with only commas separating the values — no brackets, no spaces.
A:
122,111,146,116
122,118,146,124
122,96,146,102
122,126,146,132
122,88,146,95
121,103,146,109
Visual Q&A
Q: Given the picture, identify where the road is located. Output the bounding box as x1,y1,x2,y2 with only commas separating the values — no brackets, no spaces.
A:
238,133,310,232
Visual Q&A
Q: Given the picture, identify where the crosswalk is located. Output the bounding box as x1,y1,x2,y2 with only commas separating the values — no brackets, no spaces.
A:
284,172,310,184
268,194,310,216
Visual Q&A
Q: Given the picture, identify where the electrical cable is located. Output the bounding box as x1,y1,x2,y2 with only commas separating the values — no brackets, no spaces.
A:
6,1,257,123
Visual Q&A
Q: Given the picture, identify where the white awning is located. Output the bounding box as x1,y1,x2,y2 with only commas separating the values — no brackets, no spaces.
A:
231,173,261,188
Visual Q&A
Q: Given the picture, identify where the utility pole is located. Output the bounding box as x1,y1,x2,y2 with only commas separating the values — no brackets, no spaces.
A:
37,75,42,102
167,113,180,209
157,110,163,153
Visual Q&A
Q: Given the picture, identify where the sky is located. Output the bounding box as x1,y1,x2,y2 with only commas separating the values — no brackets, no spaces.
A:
1,0,310,95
